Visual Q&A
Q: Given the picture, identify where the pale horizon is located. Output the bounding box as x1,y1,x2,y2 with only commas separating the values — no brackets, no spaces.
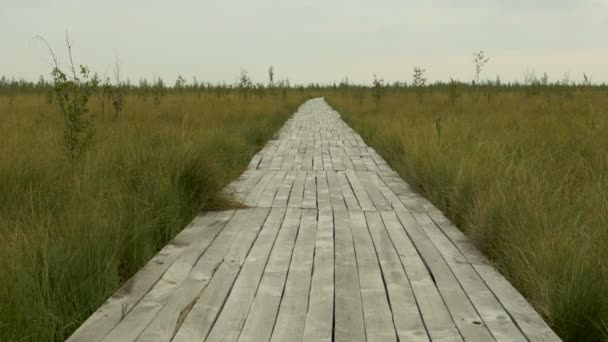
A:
2,0,607,85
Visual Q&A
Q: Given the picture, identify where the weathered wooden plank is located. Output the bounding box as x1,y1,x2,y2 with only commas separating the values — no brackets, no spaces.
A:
330,146,346,171
258,171,288,207
232,170,268,202
247,153,263,170
315,171,331,210
302,171,317,209
302,153,313,171
337,171,361,211
367,148,392,171
427,212,488,265
351,155,368,171
322,151,333,171
244,171,276,206
394,209,495,341
349,211,397,342
326,170,347,211
378,174,413,196
341,149,356,170
272,170,297,207
362,155,379,171
412,212,527,341
293,151,304,170
381,211,463,342
365,211,430,341
334,209,366,342
368,171,408,211
313,147,323,171
287,170,306,208
67,211,227,342
281,153,296,171
428,212,561,342
203,207,286,342
270,209,318,341
257,155,272,170
345,170,376,211
169,207,271,342
236,208,302,342
302,209,334,342
355,171,392,210
99,211,237,342
399,194,428,213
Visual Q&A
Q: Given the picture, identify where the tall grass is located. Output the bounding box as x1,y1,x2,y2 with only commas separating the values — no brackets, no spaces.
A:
0,91,309,341
327,87,608,341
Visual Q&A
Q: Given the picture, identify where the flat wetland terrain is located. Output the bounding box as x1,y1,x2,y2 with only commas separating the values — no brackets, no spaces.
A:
327,86,608,341
0,90,311,341
1,85,607,341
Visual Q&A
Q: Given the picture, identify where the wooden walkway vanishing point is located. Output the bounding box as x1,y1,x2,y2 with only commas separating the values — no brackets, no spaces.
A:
68,98,561,342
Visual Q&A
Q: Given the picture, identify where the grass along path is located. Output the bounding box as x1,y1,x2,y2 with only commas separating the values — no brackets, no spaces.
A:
0,91,310,341
327,88,608,342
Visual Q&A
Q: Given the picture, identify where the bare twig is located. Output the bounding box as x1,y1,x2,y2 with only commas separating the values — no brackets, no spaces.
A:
32,35,60,69
65,32,78,79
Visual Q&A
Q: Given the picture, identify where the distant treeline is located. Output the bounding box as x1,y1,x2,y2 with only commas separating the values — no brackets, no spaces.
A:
2,73,607,95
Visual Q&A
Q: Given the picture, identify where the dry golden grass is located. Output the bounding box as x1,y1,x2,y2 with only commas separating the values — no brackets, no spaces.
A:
327,87,608,342
0,91,310,341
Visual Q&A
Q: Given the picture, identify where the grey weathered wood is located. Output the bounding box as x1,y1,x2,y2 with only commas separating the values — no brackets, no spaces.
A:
302,209,334,342
244,171,276,206
399,194,428,213
356,171,392,210
365,211,430,341
99,211,235,342
315,171,331,210
269,155,284,171
236,208,302,342
302,153,313,171
428,212,562,342
169,207,270,342
379,174,413,197
302,171,317,209
273,170,297,207
247,153,262,170
412,212,527,342
322,151,333,171
394,209,495,341
66,211,227,342
326,170,347,211
258,171,287,207
351,154,368,171
293,151,304,170
345,170,376,211
349,211,397,341
231,170,267,202
330,146,346,171
337,171,361,211
270,209,317,341
362,155,379,171
204,207,286,342
334,209,366,342
380,211,463,342
257,155,272,170
341,150,356,170
287,170,307,208
368,172,408,211
281,153,296,171
313,147,323,171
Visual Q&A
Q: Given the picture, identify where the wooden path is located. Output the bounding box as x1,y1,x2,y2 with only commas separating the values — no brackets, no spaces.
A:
68,98,560,342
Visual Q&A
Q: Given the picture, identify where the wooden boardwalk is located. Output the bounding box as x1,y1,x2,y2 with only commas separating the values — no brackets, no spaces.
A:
68,98,560,342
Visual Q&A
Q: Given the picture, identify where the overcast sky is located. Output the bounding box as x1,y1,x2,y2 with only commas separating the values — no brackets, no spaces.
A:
2,0,607,85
